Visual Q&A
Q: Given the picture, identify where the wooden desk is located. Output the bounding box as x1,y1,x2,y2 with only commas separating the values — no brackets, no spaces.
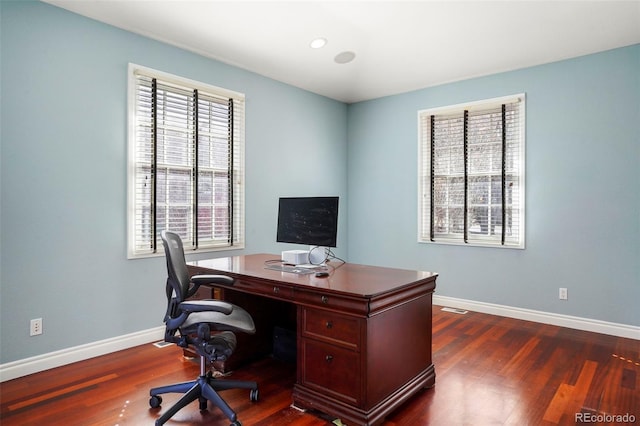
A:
188,254,438,426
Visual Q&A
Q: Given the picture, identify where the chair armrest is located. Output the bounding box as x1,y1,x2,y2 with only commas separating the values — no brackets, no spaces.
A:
165,300,235,330
179,300,234,315
191,275,235,287
186,275,234,299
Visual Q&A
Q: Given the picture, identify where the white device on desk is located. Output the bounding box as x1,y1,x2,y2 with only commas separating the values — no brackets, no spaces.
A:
282,247,328,266
281,250,309,265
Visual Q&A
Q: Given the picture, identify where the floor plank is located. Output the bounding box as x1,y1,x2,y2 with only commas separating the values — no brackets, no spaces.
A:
1,306,638,425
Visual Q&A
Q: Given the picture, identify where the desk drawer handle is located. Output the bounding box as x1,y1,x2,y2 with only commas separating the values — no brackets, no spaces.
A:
325,355,333,363
273,286,280,294
321,296,329,304
325,321,333,329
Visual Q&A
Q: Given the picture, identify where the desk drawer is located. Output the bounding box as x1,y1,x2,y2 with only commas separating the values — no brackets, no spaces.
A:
294,288,369,315
301,308,360,350
233,278,293,300
300,339,361,405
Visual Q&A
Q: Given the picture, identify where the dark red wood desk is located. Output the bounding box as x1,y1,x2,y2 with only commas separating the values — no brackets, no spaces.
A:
188,254,438,426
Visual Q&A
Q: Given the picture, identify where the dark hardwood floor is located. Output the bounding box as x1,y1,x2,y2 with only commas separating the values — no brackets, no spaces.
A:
1,306,638,425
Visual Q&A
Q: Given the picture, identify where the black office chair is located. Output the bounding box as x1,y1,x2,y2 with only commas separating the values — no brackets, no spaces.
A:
149,231,258,426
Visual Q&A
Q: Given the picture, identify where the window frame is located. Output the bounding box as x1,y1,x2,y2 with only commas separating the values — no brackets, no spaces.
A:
417,94,526,249
127,63,245,258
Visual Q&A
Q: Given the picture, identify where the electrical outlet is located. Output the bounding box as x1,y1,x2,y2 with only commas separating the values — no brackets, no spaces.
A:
30,318,43,336
559,288,568,300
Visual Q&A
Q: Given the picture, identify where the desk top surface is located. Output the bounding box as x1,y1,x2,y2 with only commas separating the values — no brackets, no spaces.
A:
188,253,437,298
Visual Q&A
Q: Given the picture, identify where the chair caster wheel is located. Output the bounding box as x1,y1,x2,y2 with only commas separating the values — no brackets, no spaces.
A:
250,388,259,402
149,395,162,408
199,397,208,410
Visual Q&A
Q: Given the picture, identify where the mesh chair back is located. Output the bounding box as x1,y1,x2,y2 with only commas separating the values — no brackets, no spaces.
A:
161,231,192,304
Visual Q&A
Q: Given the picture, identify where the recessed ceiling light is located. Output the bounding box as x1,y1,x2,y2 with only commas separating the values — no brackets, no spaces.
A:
310,38,327,49
334,51,356,64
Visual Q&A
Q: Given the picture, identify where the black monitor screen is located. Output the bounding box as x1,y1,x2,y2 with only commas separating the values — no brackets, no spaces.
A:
276,197,339,248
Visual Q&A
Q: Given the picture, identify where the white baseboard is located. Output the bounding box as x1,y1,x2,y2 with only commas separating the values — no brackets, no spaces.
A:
433,295,640,340
3,298,638,383
0,326,165,383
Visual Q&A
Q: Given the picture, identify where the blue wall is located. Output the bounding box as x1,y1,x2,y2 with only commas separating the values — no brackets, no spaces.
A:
347,45,639,326
1,1,638,365
0,1,347,363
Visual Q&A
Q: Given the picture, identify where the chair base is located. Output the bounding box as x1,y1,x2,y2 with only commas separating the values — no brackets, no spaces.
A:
150,368,258,426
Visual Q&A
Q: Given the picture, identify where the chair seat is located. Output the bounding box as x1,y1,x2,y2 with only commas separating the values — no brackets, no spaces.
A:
181,305,256,334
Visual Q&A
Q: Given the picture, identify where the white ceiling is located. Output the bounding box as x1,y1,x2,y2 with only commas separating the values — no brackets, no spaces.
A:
44,0,640,103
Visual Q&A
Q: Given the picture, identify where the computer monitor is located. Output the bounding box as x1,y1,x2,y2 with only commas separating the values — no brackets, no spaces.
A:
276,197,339,248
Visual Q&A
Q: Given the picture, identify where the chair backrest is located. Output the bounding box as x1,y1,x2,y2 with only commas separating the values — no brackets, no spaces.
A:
160,231,192,313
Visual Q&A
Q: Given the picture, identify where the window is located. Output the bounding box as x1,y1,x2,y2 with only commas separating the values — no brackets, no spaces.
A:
418,94,525,248
128,64,245,258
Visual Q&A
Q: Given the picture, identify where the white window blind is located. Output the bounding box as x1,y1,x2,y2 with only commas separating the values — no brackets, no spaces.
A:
418,94,525,248
128,64,245,258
